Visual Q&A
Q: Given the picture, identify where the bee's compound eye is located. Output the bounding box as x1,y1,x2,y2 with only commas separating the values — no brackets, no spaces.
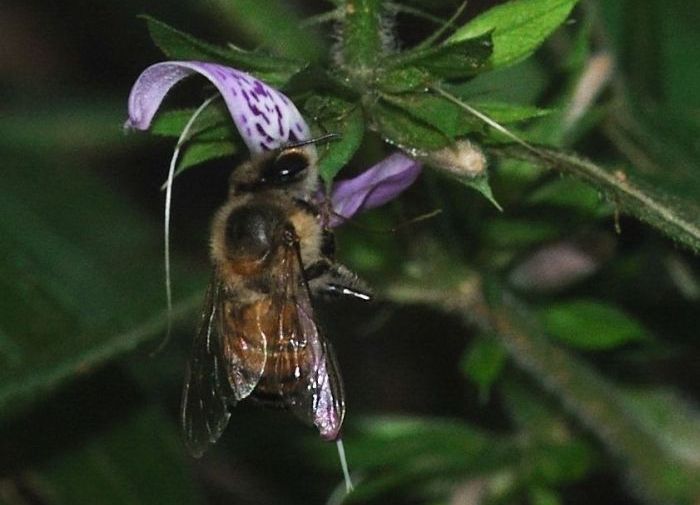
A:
263,150,309,185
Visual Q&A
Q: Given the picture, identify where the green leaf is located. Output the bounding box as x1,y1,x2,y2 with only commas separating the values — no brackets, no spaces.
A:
530,439,595,485
143,15,301,87
462,174,503,211
282,65,357,98
461,335,507,396
0,156,203,419
529,487,562,505
382,93,483,139
371,100,451,151
0,100,128,154
449,0,579,68
383,32,494,81
450,59,550,105
483,218,561,249
150,105,240,173
209,0,324,62
178,140,238,173
38,407,203,505
526,177,612,217
150,105,234,141
304,96,365,182
333,416,516,503
376,66,432,93
540,300,648,350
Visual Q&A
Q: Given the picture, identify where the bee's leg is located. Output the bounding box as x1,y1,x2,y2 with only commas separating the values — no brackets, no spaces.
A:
305,260,372,302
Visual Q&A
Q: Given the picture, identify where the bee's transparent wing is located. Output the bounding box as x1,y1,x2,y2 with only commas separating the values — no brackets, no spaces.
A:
271,240,346,441
181,277,235,457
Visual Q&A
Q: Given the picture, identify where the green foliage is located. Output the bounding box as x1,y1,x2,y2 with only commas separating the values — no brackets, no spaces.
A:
37,407,203,505
449,0,580,68
304,95,365,182
151,104,241,173
336,417,517,503
461,335,507,397
384,33,494,80
539,299,648,350
143,15,302,87
0,158,202,420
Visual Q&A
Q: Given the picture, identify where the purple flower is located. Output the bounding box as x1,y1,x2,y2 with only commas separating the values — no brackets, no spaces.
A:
322,153,422,227
126,61,422,220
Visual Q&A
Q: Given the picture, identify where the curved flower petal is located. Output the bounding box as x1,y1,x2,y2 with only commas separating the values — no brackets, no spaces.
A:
126,61,310,153
328,153,422,227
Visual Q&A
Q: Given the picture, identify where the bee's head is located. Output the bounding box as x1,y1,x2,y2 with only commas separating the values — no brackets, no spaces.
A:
230,145,319,197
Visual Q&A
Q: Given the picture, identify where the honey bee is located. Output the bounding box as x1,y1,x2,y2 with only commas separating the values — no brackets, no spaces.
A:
181,140,370,457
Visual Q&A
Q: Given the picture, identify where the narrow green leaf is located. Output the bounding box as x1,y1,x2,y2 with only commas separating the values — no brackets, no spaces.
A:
332,416,516,503
304,96,365,182
384,33,494,81
540,300,648,350
40,407,203,505
461,335,507,395
0,156,204,419
149,106,240,173
483,218,561,249
529,487,563,505
449,0,579,68
526,177,611,217
178,140,238,173
143,15,301,87
209,0,324,62
1,101,126,154
282,65,357,98
150,105,235,141
144,15,233,61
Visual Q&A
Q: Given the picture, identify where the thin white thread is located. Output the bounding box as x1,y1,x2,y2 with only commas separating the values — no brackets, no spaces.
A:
153,94,219,355
336,437,354,494
432,85,541,156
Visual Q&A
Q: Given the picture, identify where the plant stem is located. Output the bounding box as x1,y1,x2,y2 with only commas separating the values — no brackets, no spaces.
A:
491,145,700,254
341,0,384,73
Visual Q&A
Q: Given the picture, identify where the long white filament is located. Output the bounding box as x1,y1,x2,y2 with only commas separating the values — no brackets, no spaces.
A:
432,85,541,156
336,437,354,494
153,94,219,355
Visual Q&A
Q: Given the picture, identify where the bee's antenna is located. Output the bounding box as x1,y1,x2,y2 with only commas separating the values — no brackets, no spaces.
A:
152,93,219,357
336,437,354,494
285,132,341,149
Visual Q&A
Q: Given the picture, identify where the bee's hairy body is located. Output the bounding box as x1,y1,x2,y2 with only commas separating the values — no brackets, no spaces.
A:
210,190,324,404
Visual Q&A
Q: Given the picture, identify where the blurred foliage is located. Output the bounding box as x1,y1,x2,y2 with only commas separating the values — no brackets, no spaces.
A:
1,0,699,504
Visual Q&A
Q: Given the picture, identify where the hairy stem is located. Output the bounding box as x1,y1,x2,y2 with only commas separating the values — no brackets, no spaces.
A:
340,0,384,74
491,145,700,254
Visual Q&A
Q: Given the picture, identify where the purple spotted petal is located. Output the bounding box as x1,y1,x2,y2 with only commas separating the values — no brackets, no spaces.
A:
126,61,310,153
327,153,422,227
